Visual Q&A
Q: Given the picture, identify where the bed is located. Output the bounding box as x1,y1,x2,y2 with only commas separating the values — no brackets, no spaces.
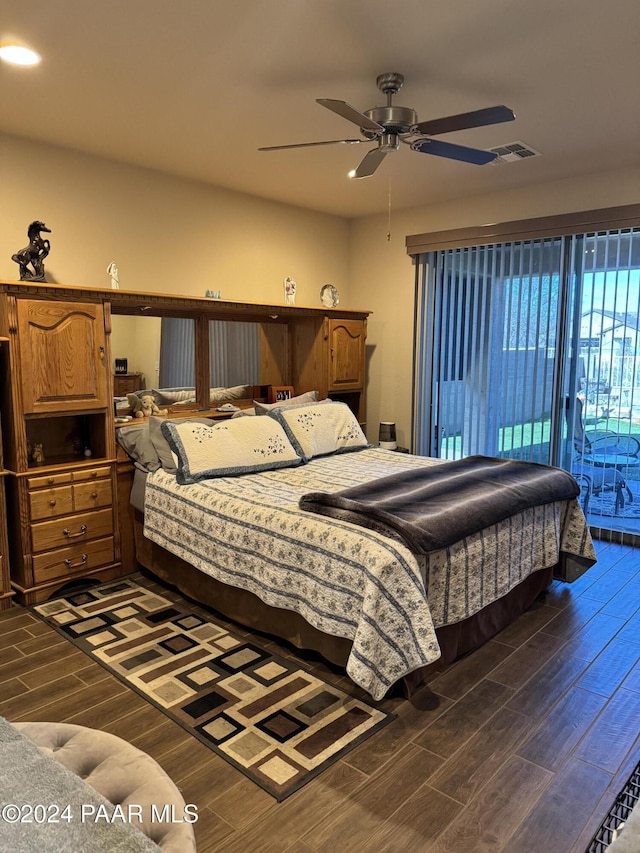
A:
118,400,596,701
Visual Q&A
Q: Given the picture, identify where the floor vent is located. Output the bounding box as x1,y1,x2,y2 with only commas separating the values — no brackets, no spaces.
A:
489,140,542,164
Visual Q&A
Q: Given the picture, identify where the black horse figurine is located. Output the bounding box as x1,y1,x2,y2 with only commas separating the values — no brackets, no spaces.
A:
12,221,52,281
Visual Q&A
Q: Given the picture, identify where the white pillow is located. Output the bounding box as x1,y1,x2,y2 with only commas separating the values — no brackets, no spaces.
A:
156,388,196,404
254,390,319,415
161,416,302,484
269,401,369,462
210,385,252,402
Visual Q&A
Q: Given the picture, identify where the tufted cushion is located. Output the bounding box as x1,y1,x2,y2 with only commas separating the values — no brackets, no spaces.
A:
14,722,196,853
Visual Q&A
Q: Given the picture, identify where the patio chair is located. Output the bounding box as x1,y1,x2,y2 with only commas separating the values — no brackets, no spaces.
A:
572,397,640,514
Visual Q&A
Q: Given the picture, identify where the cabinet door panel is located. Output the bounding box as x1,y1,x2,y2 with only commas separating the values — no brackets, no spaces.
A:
17,300,108,413
328,319,366,391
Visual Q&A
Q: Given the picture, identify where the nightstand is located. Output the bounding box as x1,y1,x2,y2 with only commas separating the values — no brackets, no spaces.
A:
113,373,144,396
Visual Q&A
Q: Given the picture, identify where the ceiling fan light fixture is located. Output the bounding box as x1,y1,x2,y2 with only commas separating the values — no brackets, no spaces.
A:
0,44,41,66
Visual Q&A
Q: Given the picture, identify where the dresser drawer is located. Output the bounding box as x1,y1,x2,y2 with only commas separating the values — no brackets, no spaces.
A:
29,486,74,521
72,467,111,482
27,472,72,490
31,508,114,553
32,537,115,583
73,479,112,511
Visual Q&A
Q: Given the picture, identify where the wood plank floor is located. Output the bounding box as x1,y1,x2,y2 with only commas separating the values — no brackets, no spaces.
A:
1,538,639,852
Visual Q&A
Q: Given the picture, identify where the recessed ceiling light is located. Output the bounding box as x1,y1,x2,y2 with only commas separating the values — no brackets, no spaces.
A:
0,45,41,66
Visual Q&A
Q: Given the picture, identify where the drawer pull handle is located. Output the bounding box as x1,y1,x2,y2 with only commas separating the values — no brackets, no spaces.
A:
64,554,88,569
49,500,57,507
63,525,87,539
47,477,55,485
90,492,98,499
90,471,98,478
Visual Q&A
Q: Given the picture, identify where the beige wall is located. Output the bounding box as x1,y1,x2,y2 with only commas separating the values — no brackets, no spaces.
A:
3,132,640,448
1,132,351,396
0,132,351,371
350,166,640,448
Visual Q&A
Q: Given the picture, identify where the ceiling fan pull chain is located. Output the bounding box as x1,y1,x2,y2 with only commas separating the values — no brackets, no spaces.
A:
387,174,392,241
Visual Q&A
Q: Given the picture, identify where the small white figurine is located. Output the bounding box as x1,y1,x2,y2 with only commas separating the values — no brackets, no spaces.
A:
107,261,120,289
284,276,297,305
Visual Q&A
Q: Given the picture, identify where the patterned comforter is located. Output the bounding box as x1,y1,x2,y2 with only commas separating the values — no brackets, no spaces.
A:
143,448,596,700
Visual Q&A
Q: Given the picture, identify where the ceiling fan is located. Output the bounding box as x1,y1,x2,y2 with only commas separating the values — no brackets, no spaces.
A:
259,72,515,178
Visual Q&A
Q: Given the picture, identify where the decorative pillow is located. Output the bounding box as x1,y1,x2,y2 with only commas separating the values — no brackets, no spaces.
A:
254,390,320,415
155,385,252,406
149,416,213,473
116,424,161,472
131,388,164,405
160,416,302,484
155,388,196,405
269,401,369,462
210,385,252,402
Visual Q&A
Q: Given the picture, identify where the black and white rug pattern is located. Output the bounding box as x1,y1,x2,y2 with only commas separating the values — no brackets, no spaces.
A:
587,759,640,852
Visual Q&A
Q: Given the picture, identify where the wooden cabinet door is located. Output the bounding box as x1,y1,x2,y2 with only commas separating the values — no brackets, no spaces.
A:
327,318,366,391
17,300,108,413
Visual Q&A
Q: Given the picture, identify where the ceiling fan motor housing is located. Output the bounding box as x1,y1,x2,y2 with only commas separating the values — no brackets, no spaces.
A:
364,105,417,135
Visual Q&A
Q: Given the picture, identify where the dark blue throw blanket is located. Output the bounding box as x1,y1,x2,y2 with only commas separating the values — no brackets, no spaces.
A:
299,455,580,554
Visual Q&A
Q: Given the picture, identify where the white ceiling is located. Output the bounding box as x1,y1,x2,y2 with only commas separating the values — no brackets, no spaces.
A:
2,0,639,219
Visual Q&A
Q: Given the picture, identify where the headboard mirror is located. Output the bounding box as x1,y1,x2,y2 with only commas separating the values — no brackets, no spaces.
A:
110,314,265,411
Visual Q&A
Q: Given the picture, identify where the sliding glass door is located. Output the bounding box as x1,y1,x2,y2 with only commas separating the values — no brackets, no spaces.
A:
414,226,640,539
415,237,568,464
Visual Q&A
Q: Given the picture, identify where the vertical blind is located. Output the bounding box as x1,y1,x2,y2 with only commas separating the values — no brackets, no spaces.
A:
159,318,260,389
411,210,640,537
415,238,565,463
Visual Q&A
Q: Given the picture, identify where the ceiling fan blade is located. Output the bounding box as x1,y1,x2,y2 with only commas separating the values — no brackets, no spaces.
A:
414,105,516,137
316,98,384,133
351,147,387,179
259,138,364,151
410,137,497,165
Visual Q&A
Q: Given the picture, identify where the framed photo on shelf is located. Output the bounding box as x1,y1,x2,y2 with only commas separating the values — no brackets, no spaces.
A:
269,385,294,403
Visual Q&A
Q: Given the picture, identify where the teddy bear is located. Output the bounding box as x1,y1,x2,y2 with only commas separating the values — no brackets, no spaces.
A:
127,393,167,418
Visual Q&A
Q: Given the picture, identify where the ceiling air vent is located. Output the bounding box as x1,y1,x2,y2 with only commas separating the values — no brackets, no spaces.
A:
488,141,542,164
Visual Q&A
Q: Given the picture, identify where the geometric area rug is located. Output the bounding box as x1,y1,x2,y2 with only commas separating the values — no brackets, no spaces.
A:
32,578,394,801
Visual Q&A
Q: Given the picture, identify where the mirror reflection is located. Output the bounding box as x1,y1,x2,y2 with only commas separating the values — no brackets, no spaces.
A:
111,315,262,413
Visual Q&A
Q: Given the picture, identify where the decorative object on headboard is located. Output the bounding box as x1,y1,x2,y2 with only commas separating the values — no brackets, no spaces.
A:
269,385,295,403
11,220,51,281
320,283,339,308
107,261,120,289
284,276,297,305
31,442,45,464
127,393,167,419
115,358,128,375
379,421,397,450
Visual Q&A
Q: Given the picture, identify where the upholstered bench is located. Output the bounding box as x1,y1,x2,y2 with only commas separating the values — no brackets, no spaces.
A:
607,803,640,853
14,722,197,853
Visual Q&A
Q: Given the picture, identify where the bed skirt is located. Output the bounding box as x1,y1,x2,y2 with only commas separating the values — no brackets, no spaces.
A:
132,510,554,699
